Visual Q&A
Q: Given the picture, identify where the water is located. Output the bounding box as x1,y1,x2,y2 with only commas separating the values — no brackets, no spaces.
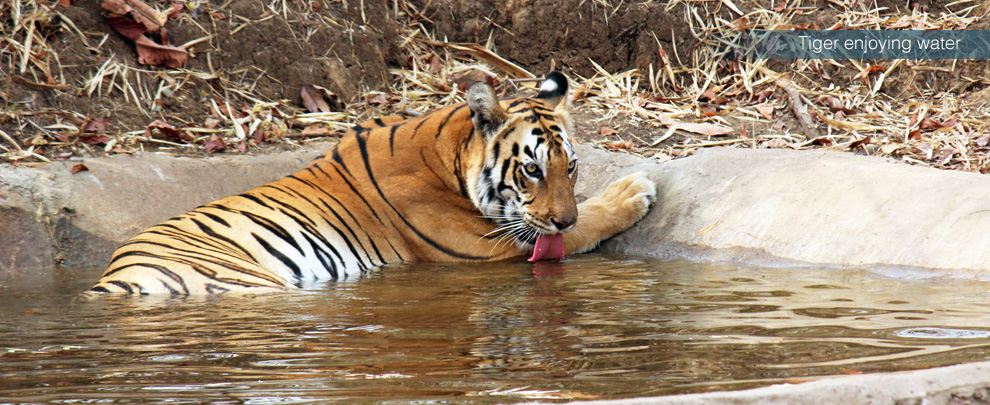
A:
4,255,990,403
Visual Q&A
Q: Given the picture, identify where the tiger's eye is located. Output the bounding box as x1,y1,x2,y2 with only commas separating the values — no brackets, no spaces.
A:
567,160,576,171
524,162,539,174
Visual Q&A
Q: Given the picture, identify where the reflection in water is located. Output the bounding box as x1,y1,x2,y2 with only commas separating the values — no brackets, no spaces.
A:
3,255,990,402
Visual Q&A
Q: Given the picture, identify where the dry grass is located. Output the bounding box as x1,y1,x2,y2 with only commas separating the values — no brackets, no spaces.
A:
3,0,990,173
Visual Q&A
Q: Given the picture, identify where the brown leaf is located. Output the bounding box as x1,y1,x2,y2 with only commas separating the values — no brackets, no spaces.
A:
204,134,226,152
70,163,89,174
598,126,619,137
236,141,248,153
133,35,187,67
753,89,774,103
848,136,871,149
604,140,634,150
453,69,498,93
756,105,774,120
301,124,331,136
146,119,183,141
167,2,184,18
367,93,397,105
301,85,331,113
300,85,343,112
919,118,945,131
53,152,74,159
203,118,221,129
699,90,717,102
909,129,922,140
772,1,786,12
426,53,443,75
700,105,718,118
83,116,111,132
57,0,72,7
976,134,990,147
101,0,167,34
817,95,857,114
79,134,110,145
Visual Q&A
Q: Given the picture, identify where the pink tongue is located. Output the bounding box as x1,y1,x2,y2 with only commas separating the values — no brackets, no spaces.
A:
528,234,565,262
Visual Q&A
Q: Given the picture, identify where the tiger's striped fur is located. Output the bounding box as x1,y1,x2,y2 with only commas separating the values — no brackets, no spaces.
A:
90,72,657,294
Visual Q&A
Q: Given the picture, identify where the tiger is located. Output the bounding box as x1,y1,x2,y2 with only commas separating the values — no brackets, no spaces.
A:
89,71,657,295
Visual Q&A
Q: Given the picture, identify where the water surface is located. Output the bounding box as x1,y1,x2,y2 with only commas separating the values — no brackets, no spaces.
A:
4,255,990,403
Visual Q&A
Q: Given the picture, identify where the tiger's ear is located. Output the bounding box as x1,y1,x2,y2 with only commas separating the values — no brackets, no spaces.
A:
467,82,507,138
535,71,568,110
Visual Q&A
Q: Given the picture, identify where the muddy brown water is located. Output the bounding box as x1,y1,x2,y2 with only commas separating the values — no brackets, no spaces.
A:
4,255,990,403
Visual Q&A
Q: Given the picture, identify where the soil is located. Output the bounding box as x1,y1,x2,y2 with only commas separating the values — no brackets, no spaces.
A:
2,0,989,165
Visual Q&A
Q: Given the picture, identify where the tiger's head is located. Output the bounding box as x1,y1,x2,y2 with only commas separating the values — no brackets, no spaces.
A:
465,72,578,257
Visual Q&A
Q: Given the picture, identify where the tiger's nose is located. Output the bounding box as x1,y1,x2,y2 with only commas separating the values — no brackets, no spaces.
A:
550,217,576,231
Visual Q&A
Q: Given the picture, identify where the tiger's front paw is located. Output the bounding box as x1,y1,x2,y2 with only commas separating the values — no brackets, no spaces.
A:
597,171,657,225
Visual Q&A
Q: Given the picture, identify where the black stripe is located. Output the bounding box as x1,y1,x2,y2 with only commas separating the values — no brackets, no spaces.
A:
389,124,399,156
89,286,110,293
258,187,381,268
331,148,351,177
356,132,487,260
189,217,258,263
301,232,339,279
107,280,133,293
199,210,230,227
278,176,385,267
235,198,304,254
435,105,467,138
373,118,386,127
313,163,402,255
253,233,302,278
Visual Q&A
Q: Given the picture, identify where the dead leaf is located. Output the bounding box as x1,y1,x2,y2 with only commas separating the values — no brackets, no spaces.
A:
70,163,89,174
146,119,184,141
976,134,990,147
132,35,187,67
841,369,862,375
101,0,167,34
301,85,343,112
452,69,500,93
167,2,184,18
203,118,221,129
103,4,187,68
56,0,71,7
848,136,871,149
772,1,786,12
919,118,941,131
700,105,718,118
426,53,443,75
83,117,111,132
204,134,226,152
598,127,619,137
753,89,774,103
604,140,634,150
301,85,331,113
79,134,111,145
367,93,398,105
817,95,857,115
236,141,248,153
756,105,774,120
301,124,331,136
699,90,717,102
